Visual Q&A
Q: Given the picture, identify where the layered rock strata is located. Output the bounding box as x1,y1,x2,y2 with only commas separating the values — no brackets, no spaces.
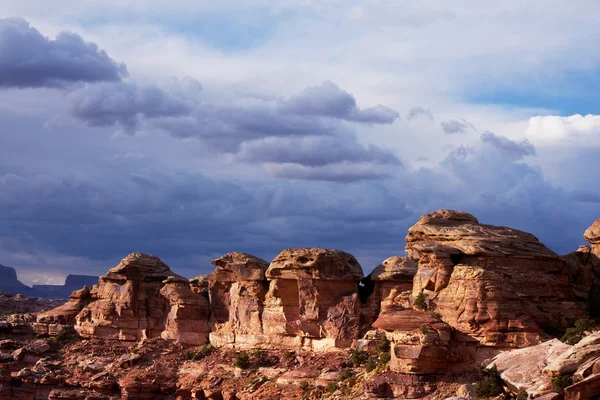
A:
261,248,364,350
75,253,209,344
405,210,584,348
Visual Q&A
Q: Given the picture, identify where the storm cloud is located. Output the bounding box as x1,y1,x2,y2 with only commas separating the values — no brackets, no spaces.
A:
0,18,127,88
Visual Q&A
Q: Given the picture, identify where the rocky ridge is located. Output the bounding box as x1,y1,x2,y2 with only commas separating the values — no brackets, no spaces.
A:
0,210,598,399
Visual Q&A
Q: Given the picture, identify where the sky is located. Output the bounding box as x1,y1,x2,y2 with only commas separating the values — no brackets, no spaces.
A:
1,1,600,285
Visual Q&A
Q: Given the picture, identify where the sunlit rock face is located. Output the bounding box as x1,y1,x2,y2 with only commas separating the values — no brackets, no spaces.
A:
261,248,364,350
405,209,585,348
74,253,209,344
206,252,269,348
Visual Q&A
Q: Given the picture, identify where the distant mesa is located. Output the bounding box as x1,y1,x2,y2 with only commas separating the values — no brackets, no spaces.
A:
0,264,98,299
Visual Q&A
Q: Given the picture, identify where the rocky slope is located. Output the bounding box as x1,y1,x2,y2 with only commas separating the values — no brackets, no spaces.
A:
0,210,598,399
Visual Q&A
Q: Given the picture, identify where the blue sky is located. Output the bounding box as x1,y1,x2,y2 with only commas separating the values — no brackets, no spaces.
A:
1,1,599,285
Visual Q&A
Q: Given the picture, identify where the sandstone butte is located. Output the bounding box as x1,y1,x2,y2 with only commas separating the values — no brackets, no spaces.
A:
0,210,598,400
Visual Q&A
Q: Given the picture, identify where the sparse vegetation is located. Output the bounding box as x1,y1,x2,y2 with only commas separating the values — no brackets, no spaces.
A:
365,356,378,372
414,291,427,310
339,368,354,381
377,335,390,354
327,382,339,394
299,381,310,391
130,346,139,354
552,375,572,393
516,390,528,400
349,349,369,366
235,351,250,369
185,344,214,361
378,352,391,365
475,365,503,398
561,318,595,345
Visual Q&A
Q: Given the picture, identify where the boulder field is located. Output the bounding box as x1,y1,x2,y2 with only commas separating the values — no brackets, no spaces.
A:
1,210,598,399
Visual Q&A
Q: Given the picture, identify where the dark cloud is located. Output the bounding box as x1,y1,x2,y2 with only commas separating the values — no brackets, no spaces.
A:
234,136,401,168
480,131,536,158
440,119,474,134
68,82,191,132
0,18,127,88
282,81,399,124
406,106,434,121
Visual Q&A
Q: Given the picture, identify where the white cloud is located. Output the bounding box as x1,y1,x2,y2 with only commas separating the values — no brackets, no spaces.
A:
526,114,600,144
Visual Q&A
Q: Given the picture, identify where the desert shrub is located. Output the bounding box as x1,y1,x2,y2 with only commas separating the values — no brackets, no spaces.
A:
299,381,310,391
185,344,214,361
414,292,427,310
349,349,369,366
130,347,139,354
378,352,391,365
339,368,354,381
235,351,250,369
561,318,595,345
365,356,378,372
552,375,572,393
475,365,503,398
327,382,339,394
377,335,390,354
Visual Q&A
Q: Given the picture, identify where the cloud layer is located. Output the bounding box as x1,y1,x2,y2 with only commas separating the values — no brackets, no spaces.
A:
0,18,127,88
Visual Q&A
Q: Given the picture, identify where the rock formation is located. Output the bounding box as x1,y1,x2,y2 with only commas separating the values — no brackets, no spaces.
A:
405,209,584,348
34,286,92,336
262,248,363,350
564,218,600,316
207,252,269,348
75,253,209,344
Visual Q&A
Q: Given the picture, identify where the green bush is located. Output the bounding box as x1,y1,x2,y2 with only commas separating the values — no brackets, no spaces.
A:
552,375,572,393
365,356,378,372
349,349,369,366
475,365,503,398
561,318,595,345
339,368,354,381
414,292,427,310
377,336,390,354
235,351,250,369
327,382,339,394
299,381,310,391
185,344,215,361
378,352,391,365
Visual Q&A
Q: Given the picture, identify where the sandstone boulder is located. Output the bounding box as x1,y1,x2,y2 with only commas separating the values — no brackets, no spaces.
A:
207,252,269,347
406,209,584,348
262,248,363,350
487,338,571,397
543,332,600,377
